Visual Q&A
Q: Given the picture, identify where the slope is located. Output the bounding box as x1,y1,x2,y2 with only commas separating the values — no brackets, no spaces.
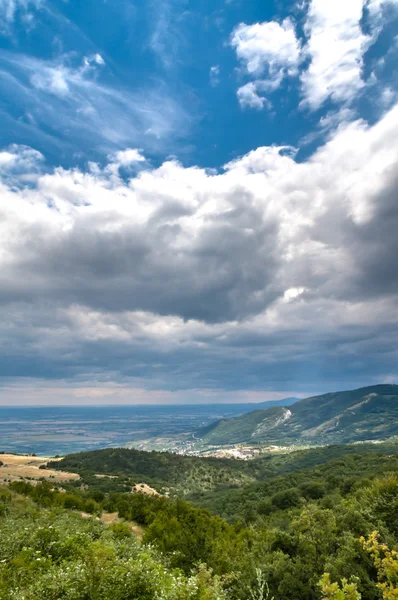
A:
48,447,255,494
196,384,398,446
196,407,293,445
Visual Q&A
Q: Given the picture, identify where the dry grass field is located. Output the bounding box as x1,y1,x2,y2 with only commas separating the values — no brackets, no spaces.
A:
0,454,79,484
132,482,160,496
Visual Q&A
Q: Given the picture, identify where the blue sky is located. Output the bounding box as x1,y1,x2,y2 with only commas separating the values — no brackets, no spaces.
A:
0,0,397,404
2,0,396,169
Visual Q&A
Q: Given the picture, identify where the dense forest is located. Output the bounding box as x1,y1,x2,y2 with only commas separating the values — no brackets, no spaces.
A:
1,441,398,598
51,439,398,497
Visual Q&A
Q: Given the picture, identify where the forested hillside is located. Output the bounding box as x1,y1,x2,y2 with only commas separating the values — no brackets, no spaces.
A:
197,384,398,446
48,447,255,494
3,441,398,599
50,439,398,496
190,447,398,521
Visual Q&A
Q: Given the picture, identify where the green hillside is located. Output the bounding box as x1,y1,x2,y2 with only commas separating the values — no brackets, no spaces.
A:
9,439,398,599
196,406,293,444
197,384,398,446
48,446,256,494
51,438,398,498
190,444,398,520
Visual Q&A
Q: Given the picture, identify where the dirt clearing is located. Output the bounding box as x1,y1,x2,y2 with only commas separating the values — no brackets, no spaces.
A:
81,510,144,540
132,482,160,496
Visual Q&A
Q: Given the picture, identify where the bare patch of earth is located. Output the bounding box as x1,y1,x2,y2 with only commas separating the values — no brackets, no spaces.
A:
132,482,160,496
81,510,144,540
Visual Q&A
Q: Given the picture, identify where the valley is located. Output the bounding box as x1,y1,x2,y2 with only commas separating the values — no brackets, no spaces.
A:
0,398,299,456
2,384,398,598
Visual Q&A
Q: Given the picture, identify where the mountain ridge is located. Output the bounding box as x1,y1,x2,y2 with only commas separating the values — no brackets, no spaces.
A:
196,384,398,446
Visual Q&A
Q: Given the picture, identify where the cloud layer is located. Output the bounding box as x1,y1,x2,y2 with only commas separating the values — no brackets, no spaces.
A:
0,0,397,402
1,102,398,397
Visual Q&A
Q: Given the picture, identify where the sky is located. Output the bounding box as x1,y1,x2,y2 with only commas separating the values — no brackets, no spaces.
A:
0,0,397,405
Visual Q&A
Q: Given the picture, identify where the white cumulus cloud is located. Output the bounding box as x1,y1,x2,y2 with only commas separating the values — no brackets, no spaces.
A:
230,17,301,108
300,0,372,109
231,0,398,112
231,18,301,77
237,82,268,109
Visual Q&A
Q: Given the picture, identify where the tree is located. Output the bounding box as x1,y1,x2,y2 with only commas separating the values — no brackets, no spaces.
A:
362,531,398,600
318,573,361,600
271,488,301,510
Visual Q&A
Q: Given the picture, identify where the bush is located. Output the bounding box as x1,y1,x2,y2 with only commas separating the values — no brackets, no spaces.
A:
0,495,227,600
271,487,301,510
300,481,325,499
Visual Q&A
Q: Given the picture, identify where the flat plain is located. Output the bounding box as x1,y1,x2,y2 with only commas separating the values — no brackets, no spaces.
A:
0,404,266,455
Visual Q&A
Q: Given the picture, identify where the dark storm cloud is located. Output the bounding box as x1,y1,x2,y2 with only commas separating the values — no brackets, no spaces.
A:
0,176,282,323
0,105,398,397
350,171,398,297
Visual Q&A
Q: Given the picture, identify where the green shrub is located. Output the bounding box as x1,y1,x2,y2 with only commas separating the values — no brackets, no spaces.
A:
271,487,301,510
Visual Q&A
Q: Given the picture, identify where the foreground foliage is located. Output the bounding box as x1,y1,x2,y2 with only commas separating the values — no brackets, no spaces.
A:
4,442,398,599
0,490,225,600
362,532,398,599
